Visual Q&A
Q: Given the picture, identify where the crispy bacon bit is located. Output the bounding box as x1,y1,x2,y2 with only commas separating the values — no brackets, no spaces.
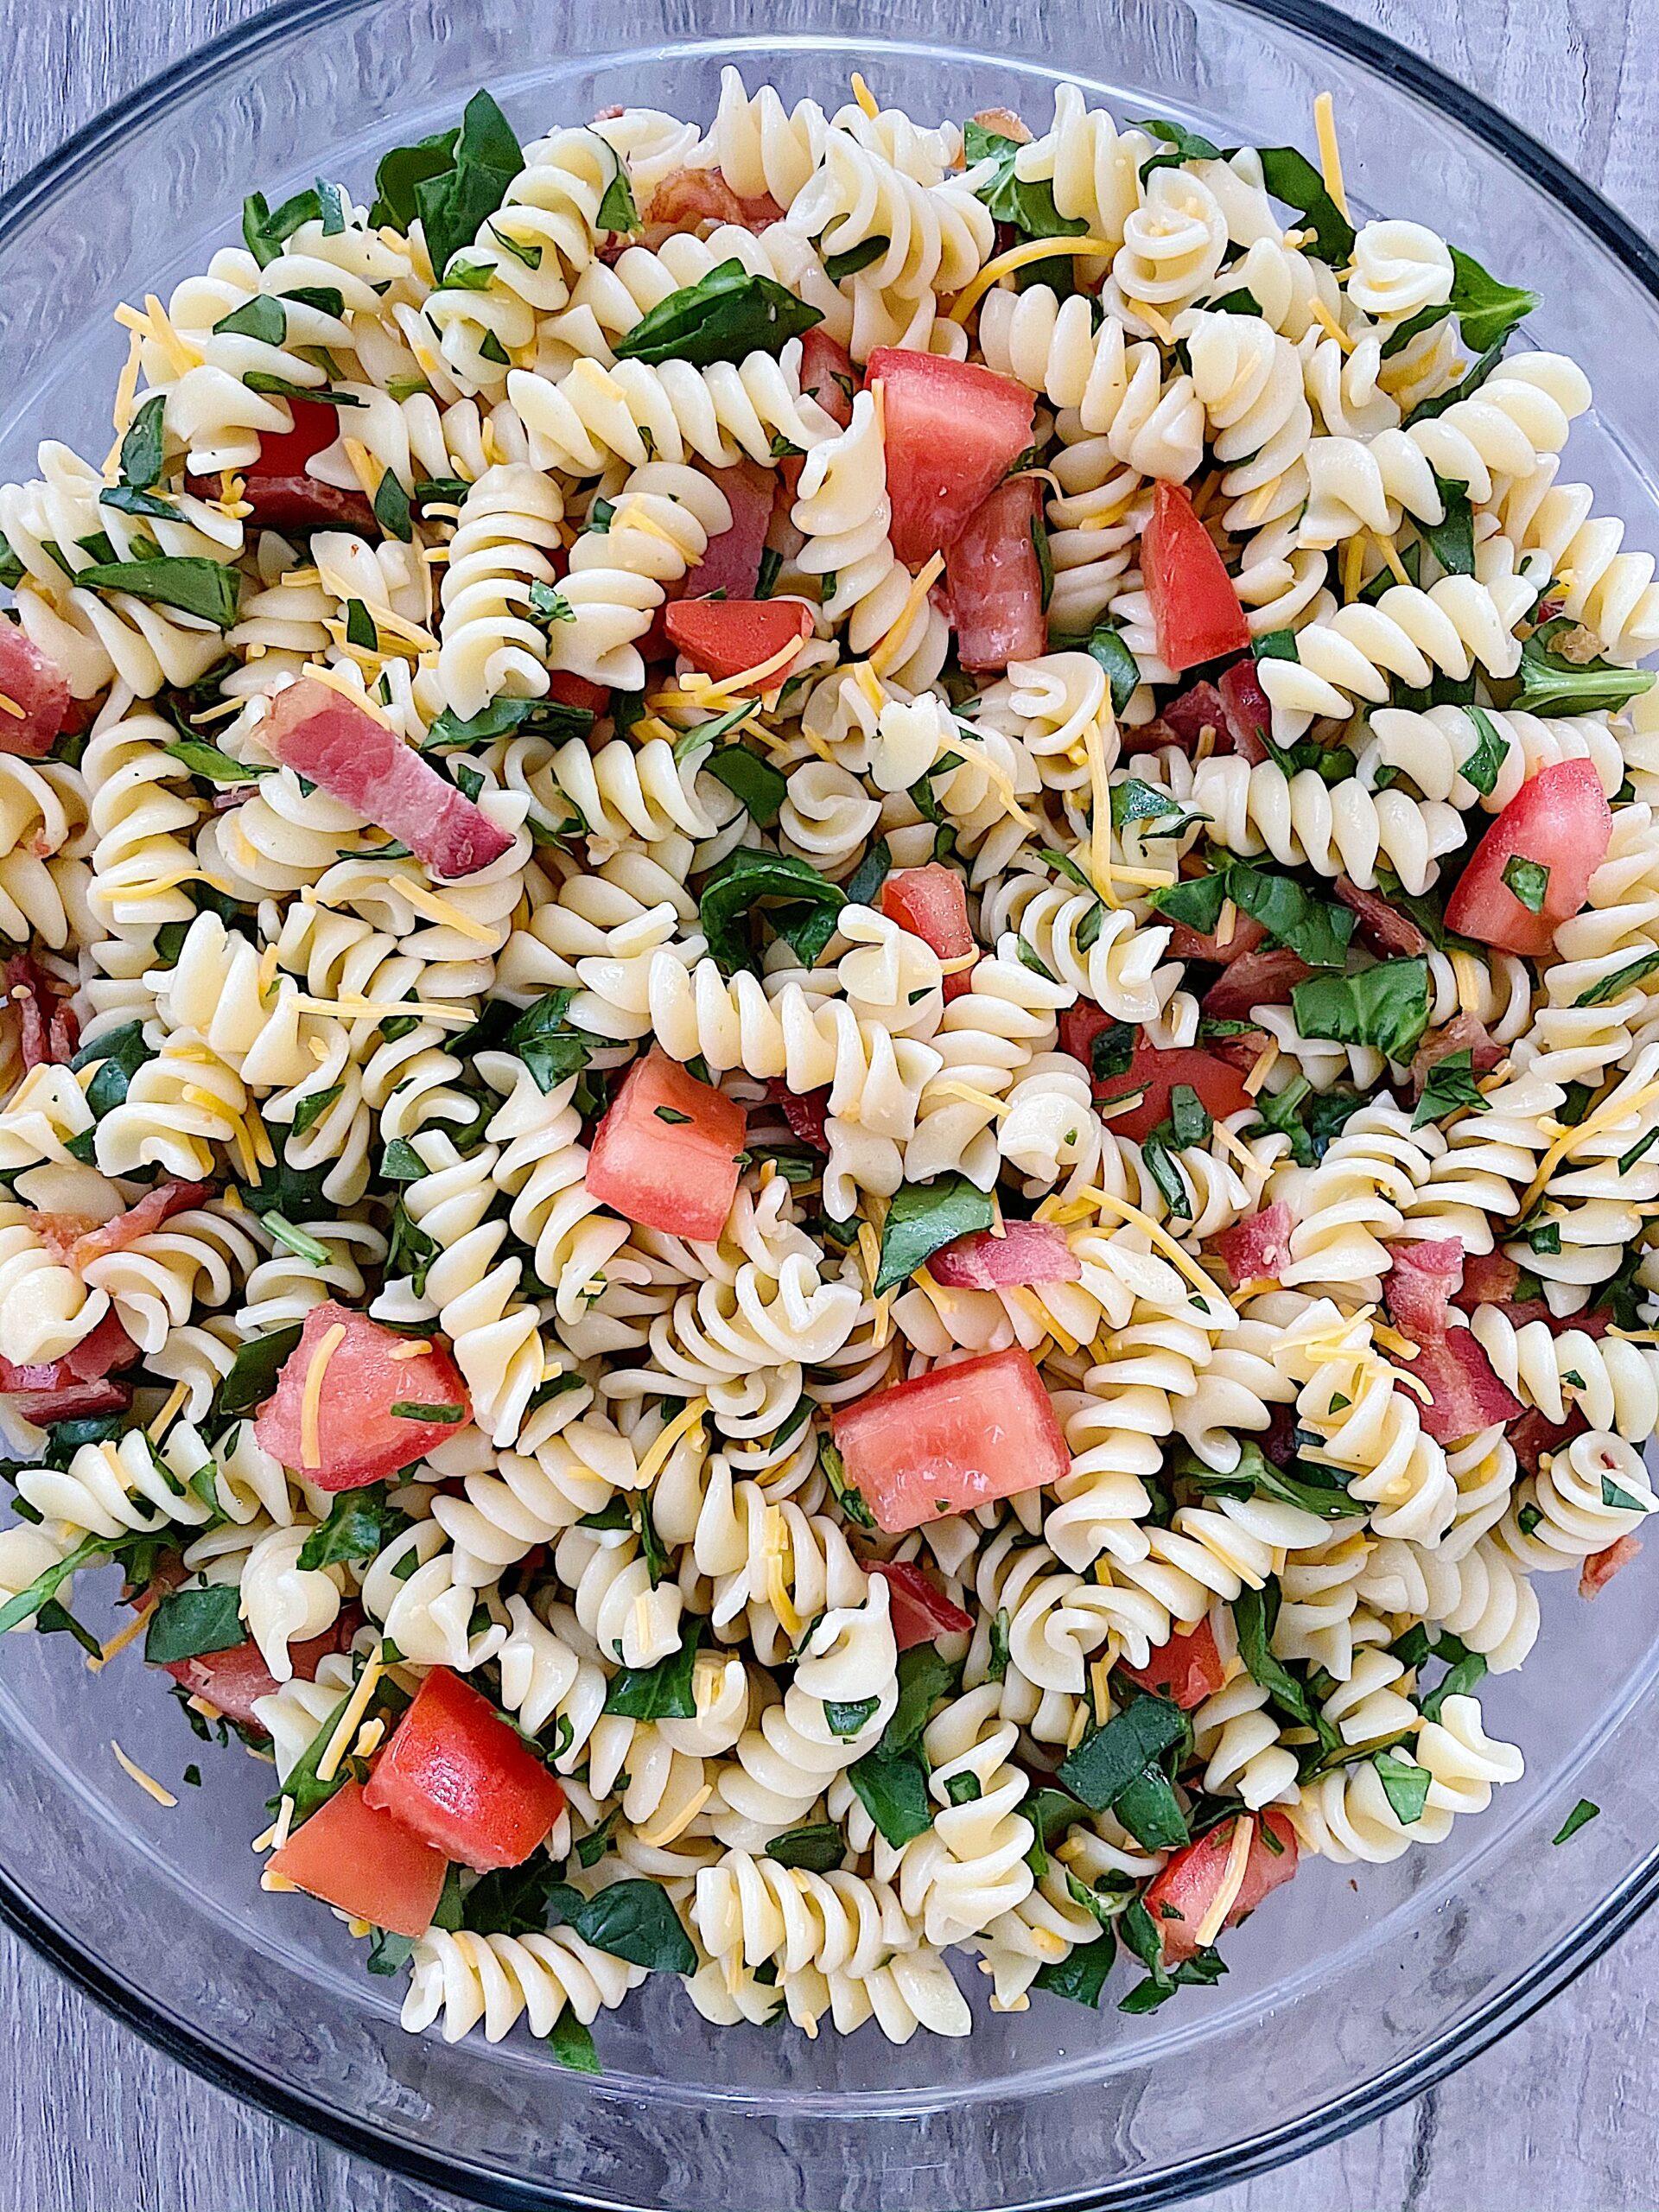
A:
645,169,785,234
6,1377,130,1424
30,1179,211,1270
1216,1202,1293,1287
0,622,74,757
1580,1535,1642,1598
1259,1402,1300,1468
1404,1326,1524,1445
1335,874,1428,958
1217,658,1274,765
1511,1404,1586,1475
971,106,1032,143
1384,1236,1463,1343
1408,1010,1504,1101
929,1221,1081,1290
5,953,79,1069
1454,1250,1520,1311
762,1078,830,1151
1200,944,1311,1020
1155,681,1228,756
1211,1025,1273,1074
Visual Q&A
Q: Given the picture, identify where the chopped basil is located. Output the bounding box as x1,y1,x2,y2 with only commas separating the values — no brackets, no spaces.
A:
73,556,240,630
1057,1694,1185,1813
1181,1440,1357,1522
114,391,168,492
1501,855,1549,913
389,1400,467,1422
291,1081,344,1135
298,1484,410,1571
1513,619,1656,716
373,468,414,543
423,694,594,749
765,1823,846,1872
1417,1649,1488,1722
507,988,597,1091
242,373,365,409
1291,956,1432,1065
1255,144,1356,262
1088,1019,1137,1083
1373,1747,1431,1826
1401,339,1507,429
822,234,889,282
698,847,844,975
1031,1931,1116,2008
965,120,1089,257
203,1324,302,1440
1235,1581,1335,1746
213,294,287,344
703,743,787,826
537,1878,697,1974
1150,869,1228,936
654,1105,693,1125
613,260,821,368
411,91,526,284
671,695,759,766
1600,1472,1649,1514
1573,950,1659,1008
603,1618,702,1719
546,2012,601,2072
1552,1798,1600,1846
1224,859,1355,969
162,736,269,783
874,1172,995,1294
1459,704,1510,797
71,1019,156,1123
1076,621,1141,715
1133,118,1224,173
817,1435,874,1530
344,598,378,651
1421,478,1475,578
824,1694,880,1738
1111,776,1203,839
987,1607,1012,1683
263,1213,330,1266
143,1583,247,1666
595,148,639,238
1413,1048,1488,1128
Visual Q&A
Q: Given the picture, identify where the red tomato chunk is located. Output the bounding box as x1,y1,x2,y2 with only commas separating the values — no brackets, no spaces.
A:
364,1667,566,1872
1443,758,1613,957
254,1301,471,1491
162,1617,358,1731
267,1778,448,1938
1142,482,1250,672
869,1560,975,1649
228,397,378,534
833,1346,1069,1534
585,1046,747,1243
1057,1018,1251,1141
880,863,976,1001
866,349,1036,566
664,596,813,686
947,476,1048,670
1143,1809,1299,1964
1119,1618,1226,1709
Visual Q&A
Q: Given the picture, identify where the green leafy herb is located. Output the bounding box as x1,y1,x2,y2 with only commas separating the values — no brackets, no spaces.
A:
874,1172,995,1294
1421,479,1474,578
1255,143,1357,262
1412,1049,1488,1128
765,1823,846,1872
1445,244,1539,352
1459,705,1510,797
414,92,525,284
389,1400,467,1423
297,1484,410,1571
1401,339,1507,429
1032,1932,1116,2008
213,294,287,345
594,149,640,238
1513,618,1656,716
546,2012,601,2071
847,1747,931,1847
423,694,594,750
822,235,889,282
117,392,168,490
603,1618,702,1720
242,186,330,268
1224,860,1355,970
1116,1897,1229,2014
1235,1581,1333,1745
204,1324,302,1440
342,597,378,652
1417,1649,1488,1723
143,1583,247,1667
263,1213,330,1266
548,1879,696,1974
1114,1765,1192,1852
703,743,787,826
1132,118,1224,173
817,1435,874,1530
824,1694,880,1738
613,260,821,369
507,988,596,1091
964,120,1087,293
1552,1798,1600,1846
1291,956,1432,1064
1373,1748,1432,1826
1601,1471,1649,1513
987,1607,1012,1683
73,557,240,630
162,736,268,784
373,468,414,543
71,1019,157,1124
1573,950,1659,1008
289,1082,344,1138
1110,776,1203,839
698,847,844,975
1149,869,1227,936
1181,1440,1357,1522
1057,1694,1186,1813
1087,1019,1137,1084
1501,855,1549,914
1079,622,1141,715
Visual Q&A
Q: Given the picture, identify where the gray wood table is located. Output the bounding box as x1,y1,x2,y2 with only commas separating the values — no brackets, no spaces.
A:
2,0,1656,2205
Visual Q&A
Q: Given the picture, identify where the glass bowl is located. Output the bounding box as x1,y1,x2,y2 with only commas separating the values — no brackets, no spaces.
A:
3,2,1659,2206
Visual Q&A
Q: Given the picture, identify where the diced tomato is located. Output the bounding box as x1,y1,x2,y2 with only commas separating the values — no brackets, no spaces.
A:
254,1301,471,1491
1088,1039,1253,1142
30,1178,210,1270
235,398,378,534
161,1614,359,1731
799,328,855,429
880,863,976,1001
546,671,610,717
1408,1011,1503,1101
1443,760,1613,957
664,596,813,687
868,1560,975,1649
832,1345,1068,1534
1216,658,1273,764
1215,1203,1292,1288
263,678,512,879
267,1778,448,1938
1455,1250,1520,1310
4,952,78,1068
946,476,1047,671
763,1077,830,1150
1384,1236,1464,1343
1142,1810,1298,1966
585,1046,747,1242
928,1220,1080,1289
1200,945,1311,1020
683,459,776,601
0,622,73,757
1401,1326,1523,1445
1142,482,1250,672
1334,875,1428,958
865,349,1037,566
1120,1618,1226,1710
1210,1026,1273,1076
1581,1535,1642,1599
363,1666,566,1872
1166,910,1268,966
645,169,785,232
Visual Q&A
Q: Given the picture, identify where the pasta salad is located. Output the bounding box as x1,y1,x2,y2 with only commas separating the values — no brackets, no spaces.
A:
0,64,1653,2059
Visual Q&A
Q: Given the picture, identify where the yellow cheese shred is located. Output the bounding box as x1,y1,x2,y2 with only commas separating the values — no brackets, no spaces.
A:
391,878,501,944
111,1739,177,1808
317,1646,386,1784
1081,1187,1223,1302
638,1782,715,1849
870,553,946,677
947,236,1122,322
636,1395,710,1486
1313,92,1351,224
87,1603,154,1672
1519,1071,1659,1218
850,71,880,118
1193,1813,1257,1946
300,1321,347,1471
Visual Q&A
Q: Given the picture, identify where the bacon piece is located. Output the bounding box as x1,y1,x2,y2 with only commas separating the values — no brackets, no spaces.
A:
1259,1402,1300,1468
1403,1327,1524,1445
30,1179,211,1271
763,1077,830,1151
1511,1404,1586,1474
645,169,785,233
971,106,1032,143
684,459,776,600
1211,1026,1273,1073
1455,1250,1519,1309
1335,874,1429,958
261,677,512,879
928,1221,1081,1290
1157,681,1229,755
7,1377,130,1424
1580,1535,1642,1599
1384,1236,1463,1343
0,622,74,758
1200,944,1311,1020
4,953,79,1068
1215,1202,1292,1288
1166,909,1268,965
1409,1010,1504,1101
1217,658,1274,765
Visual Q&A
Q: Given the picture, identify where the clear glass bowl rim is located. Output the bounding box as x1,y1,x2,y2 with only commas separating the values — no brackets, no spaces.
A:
5,3,1659,2206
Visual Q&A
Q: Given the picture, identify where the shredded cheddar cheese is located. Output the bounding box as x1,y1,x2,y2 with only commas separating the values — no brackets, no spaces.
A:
1192,1814,1257,1946
947,236,1122,321
88,1603,154,1672
316,1646,386,1783
1313,92,1351,223
638,1782,715,1849
870,553,946,676
636,1395,710,1485
850,71,880,118
112,1739,177,1808
300,1321,347,1471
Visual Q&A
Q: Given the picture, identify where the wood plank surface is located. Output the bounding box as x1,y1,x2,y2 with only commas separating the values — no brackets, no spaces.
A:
0,0,1653,2204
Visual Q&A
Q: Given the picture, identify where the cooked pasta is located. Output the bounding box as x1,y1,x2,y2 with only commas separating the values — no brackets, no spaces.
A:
3,64,1656,2065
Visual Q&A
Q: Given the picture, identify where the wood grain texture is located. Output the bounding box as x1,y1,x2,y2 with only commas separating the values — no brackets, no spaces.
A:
0,0,1654,2205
